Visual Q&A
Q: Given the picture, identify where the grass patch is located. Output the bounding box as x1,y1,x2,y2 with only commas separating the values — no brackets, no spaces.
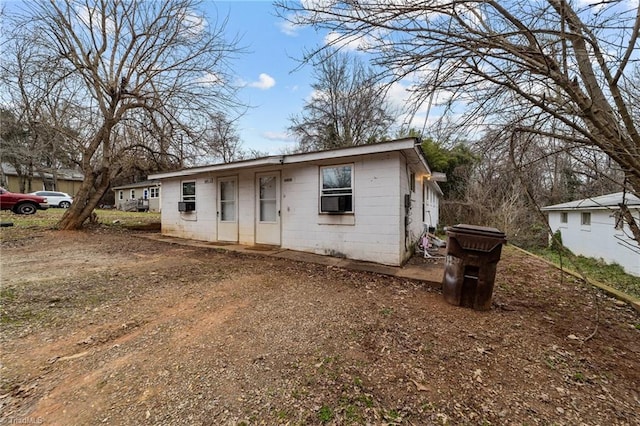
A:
0,208,160,242
317,405,334,423
380,307,394,316
530,247,640,299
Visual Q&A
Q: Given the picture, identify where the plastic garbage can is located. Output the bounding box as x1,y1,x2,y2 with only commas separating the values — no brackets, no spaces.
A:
442,224,507,311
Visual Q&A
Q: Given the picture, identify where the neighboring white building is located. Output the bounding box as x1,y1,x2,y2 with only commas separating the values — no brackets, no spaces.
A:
149,138,443,266
541,192,640,277
112,180,161,212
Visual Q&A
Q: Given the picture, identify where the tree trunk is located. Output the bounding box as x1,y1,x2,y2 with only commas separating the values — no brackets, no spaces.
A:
619,203,640,246
57,167,111,230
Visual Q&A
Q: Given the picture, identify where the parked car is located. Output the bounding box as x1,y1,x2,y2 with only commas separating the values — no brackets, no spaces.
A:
0,187,49,214
29,191,73,208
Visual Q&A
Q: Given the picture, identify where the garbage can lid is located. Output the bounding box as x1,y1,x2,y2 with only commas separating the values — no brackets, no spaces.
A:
449,224,506,238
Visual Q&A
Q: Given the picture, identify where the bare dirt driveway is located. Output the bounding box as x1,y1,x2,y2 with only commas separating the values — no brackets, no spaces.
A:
1,228,639,425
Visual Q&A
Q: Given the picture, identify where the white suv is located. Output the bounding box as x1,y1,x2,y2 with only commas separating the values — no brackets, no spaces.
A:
30,191,74,208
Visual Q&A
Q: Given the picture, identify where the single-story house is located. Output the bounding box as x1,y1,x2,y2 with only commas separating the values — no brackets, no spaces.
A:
541,192,640,277
0,162,84,195
149,138,443,266
112,180,161,212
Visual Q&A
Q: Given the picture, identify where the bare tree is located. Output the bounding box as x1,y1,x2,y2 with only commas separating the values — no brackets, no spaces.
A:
277,0,640,242
0,35,79,193
2,0,242,229
289,50,395,151
198,112,244,163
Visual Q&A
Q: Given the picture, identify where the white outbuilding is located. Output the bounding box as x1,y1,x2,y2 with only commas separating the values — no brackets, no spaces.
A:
541,192,640,277
149,138,443,266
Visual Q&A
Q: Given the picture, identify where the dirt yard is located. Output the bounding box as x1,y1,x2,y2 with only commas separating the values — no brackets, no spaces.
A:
1,227,638,425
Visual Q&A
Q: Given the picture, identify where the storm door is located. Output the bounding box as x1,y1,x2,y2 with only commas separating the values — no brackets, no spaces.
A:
255,172,281,245
217,177,238,242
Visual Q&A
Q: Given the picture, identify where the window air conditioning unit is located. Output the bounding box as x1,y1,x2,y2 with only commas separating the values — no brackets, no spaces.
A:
321,195,349,213
178,201,196,212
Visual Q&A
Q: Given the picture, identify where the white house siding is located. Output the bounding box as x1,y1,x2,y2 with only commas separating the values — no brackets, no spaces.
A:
281,152,405,265
158,152,421,266
423,181,440,229
160,177,218,241
114,185,161,212
548,209,640,277
400,156,424,263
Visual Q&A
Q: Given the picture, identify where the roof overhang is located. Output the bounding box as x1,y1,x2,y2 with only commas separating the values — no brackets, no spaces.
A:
148,156,284,180
149,138,427,180
541,192,640,211
112,180,161,191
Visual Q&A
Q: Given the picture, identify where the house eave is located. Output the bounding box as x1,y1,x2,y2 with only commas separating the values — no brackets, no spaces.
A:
412,143,445,196
148,157,283,180
541,205,640,212
112,180,161,191
282,138,418,164
541,192,640,211
149,138,427,180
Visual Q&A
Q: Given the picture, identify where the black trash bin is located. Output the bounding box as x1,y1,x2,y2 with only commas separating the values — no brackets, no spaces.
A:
442,224,507,311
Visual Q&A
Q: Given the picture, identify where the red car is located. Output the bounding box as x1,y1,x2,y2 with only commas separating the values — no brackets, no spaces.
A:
0,187,49,214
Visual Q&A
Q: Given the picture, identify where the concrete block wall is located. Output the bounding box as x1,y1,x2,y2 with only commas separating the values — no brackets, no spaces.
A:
158,151,433,266
280,152,404,265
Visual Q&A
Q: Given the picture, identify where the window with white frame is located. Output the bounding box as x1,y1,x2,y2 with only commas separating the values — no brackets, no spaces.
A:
130,189,136,199
581,212,591,226
560,212,568,224
182,181,196,202
143,189,148,199
320,164,353,213
150,187,159,198
119,191,123,200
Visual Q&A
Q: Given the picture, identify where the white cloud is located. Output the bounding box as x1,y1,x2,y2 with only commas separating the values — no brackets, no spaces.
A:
386,81,412,110
76,4,115,34
248,73,276,90
278,19,299,36
181,10,207,36
262,131,295,142
198,72,222,85
324,31,371,51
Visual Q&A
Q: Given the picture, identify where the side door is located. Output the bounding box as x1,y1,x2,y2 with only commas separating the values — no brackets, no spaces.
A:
255,172,281,246
217,176,238,242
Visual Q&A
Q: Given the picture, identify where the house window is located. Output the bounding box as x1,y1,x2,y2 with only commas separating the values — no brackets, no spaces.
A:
143,189,148,200
119,191,123,200
130,189,135,199
182,181,196,202
410,172,416,192
581,212,591,226
560,212,568,224
150,187,159,198
320,164,353,213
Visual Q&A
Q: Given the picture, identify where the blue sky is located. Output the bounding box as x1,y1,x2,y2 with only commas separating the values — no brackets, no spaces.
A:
208,1,443,155
0,0,431,156
210,1,320,155
206,1,433,155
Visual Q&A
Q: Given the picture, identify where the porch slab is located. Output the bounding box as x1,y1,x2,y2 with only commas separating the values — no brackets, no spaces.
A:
138,233,444,288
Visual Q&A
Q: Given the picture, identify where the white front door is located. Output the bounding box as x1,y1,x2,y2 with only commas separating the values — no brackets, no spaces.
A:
217,176,238,242
255,172,281,245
